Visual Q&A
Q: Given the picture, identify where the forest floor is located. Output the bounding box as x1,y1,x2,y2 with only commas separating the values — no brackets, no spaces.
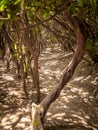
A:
0,45,98,130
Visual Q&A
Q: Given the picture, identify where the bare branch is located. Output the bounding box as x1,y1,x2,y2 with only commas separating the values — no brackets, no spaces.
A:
39,12,87,120
0,18,9,21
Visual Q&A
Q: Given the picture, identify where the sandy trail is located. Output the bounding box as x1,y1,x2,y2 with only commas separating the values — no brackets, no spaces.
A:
0,46,98,130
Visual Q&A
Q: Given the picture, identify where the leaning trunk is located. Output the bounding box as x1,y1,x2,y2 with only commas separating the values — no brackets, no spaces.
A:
31,11,87,129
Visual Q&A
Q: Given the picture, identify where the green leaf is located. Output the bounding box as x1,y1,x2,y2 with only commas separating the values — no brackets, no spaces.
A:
77,0,83,7
70,4,79,16
90,0,97,9
14,0,21,5
70,4,76,14
7,13,11,19
0,0,8,11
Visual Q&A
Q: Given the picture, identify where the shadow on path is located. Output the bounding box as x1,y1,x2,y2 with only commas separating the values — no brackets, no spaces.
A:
0,46,98,130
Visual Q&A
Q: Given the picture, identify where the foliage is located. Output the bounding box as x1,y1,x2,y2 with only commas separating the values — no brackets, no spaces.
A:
0,0,98,99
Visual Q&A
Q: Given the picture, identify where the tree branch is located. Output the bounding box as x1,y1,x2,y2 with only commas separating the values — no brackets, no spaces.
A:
38,12,87,121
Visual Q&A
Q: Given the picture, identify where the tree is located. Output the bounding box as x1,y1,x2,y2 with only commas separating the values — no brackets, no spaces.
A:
32,10,87,129
0,0,98,129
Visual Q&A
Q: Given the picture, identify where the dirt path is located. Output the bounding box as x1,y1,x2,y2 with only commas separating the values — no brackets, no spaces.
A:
0,45,98,130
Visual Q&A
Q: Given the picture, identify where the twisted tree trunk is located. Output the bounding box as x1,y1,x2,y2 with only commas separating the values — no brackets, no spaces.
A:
32,11,87,130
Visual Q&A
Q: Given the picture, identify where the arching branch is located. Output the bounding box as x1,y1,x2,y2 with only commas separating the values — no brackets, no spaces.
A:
32,11,87,130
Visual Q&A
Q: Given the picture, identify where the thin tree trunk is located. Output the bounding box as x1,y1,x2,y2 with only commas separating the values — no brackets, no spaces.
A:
21,59,28,98
20,0,41,103
33,58,40,103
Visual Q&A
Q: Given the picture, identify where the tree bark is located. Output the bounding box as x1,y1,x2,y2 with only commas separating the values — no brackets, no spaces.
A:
20,0,41,103
32,11,87,129
32,104,44,130
33,57,40,103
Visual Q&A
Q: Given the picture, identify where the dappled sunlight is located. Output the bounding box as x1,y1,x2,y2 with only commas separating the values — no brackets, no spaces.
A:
0,46,98,130
53,69,61,75
2,74,14,81
41,88,48,93
43,69,51,75
17,123,25,127
20,117,31,123
70,87,89,98
71,114,89,123
0,109,31,130
1,114,18,129
47,112,52,116
52,113,65,118
40,46,98,130
73,76,84,81
60,94,75,103
8,90,19,96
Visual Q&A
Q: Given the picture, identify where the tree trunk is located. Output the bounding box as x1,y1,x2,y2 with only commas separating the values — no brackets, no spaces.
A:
33,58,40,103
20,59,28,98
31,11,87,129
32,103,44,130
20,0,41,102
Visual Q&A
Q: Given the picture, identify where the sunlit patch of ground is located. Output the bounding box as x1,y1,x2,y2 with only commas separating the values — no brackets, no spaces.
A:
0,45,98,130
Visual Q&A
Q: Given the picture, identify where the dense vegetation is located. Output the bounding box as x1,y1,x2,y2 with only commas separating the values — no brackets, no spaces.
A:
0,0,98,129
